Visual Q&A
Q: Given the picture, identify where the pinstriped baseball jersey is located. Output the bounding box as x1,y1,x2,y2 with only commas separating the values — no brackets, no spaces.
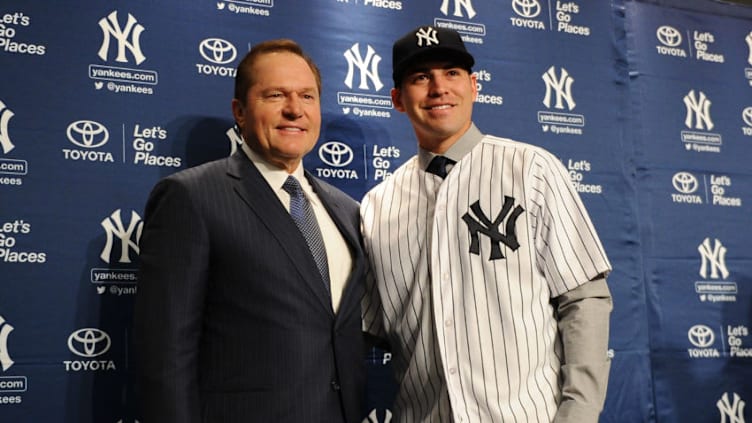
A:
361,132,611,423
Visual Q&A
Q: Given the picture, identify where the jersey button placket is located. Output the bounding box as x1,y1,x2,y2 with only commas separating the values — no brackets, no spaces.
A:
439,269,463,418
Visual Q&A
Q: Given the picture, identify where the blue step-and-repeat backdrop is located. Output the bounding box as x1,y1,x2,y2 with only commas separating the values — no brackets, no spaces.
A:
1,0,751,422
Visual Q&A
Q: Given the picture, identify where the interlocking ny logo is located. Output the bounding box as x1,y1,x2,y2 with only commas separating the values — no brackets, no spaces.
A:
98,11,146,65
698,237,729,280
415,27,439,47
462,197,524,260
0,100,15,155
684,90,714,131
343,43,384,91
226,125,242,156
100,209,143,264
717,392,746,423
362,409,392,423
0,315,14,371
542,66,576,111
440,0,477,19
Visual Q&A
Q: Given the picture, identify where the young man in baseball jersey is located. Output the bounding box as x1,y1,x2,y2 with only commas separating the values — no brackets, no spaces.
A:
361,25,613,423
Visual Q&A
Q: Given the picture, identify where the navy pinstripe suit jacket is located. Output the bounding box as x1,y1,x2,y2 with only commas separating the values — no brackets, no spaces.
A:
134,151,366,423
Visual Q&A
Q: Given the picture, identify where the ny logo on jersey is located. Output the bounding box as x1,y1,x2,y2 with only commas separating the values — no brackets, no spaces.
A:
462,196,524,260
362,408,393,423
717,392,746,423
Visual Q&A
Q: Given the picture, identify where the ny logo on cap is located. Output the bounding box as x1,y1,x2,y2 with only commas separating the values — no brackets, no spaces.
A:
415,27,439,47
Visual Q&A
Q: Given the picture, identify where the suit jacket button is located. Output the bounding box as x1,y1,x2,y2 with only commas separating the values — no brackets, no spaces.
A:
331,380,341,391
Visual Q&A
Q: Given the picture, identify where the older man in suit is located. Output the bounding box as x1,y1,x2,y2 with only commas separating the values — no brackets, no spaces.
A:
134,39,366,423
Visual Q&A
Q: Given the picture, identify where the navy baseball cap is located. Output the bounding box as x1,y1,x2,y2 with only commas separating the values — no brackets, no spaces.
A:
392,25,475,86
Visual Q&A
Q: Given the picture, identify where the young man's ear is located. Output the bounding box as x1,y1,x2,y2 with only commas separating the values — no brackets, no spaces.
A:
470,73,479,101
391,87,405,112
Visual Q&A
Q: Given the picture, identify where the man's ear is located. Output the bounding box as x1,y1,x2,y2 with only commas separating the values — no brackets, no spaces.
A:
391,87,405,112
470,73,478,101
231,98,245,130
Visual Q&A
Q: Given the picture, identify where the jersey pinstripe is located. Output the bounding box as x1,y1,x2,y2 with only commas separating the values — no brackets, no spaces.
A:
361,134,611,423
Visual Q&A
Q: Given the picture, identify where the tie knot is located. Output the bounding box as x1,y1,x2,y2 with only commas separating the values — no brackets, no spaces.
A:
426,155,456,179
282,176,303,197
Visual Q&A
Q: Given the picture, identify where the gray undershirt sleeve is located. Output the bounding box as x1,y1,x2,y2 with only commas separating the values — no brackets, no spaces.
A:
552,277,613,423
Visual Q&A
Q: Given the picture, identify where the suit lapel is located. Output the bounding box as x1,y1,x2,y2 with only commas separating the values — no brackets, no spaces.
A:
226,152,334,315
305,171,364,321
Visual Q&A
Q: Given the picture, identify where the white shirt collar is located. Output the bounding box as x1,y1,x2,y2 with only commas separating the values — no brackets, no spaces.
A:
240,141,320,206
417,122,484,171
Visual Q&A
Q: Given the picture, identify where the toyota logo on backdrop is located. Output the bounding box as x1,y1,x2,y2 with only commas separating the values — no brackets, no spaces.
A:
199,38,237,64
656,25,682,47
688,325,715,348
742,106,752,127
672,172,698,194
67,328,111,358
66,120,109,148
319,141,354,167
512,0,541,18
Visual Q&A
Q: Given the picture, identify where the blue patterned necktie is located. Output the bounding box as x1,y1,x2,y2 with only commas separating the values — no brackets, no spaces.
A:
426,155,456,179
282,176,331,293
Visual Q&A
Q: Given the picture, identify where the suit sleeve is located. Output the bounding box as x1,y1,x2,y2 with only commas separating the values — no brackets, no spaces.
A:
134,177,210,423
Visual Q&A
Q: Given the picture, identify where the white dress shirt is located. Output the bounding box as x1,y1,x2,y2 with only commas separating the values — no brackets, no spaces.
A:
242,142,352,312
